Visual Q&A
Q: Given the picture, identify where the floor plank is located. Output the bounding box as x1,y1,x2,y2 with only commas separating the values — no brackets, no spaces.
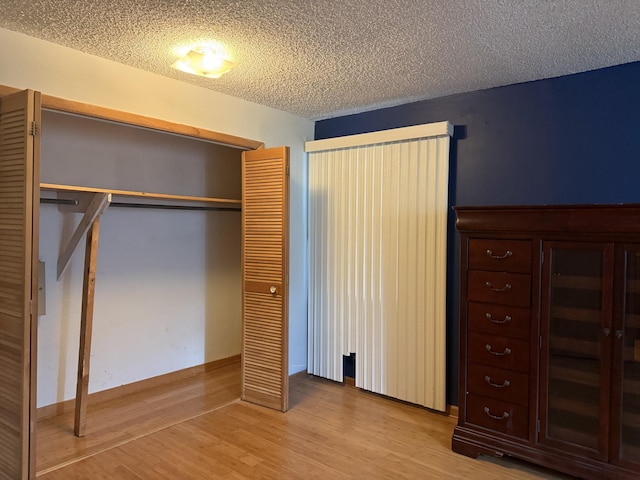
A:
37,367,572,479
36,361,241,473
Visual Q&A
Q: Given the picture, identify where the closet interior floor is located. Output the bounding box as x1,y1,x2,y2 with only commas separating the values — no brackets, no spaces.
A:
36,361,241,474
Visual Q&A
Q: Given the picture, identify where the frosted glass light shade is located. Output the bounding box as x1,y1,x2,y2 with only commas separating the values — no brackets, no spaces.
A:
172,46,234,78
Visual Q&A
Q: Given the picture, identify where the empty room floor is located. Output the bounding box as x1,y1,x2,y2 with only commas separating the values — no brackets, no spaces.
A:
36,364,571,479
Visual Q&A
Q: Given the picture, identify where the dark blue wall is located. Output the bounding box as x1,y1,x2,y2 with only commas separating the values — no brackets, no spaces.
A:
314,61,640,405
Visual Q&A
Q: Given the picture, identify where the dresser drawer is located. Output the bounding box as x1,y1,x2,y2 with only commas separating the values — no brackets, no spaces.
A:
467,363,529,406
468,331,529,373
468,239,531,273
468,270,531,307
468,302,530,340
466,394,529,439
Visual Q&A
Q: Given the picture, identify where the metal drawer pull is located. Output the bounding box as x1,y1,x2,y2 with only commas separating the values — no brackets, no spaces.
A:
485,313,512,324
485,281,512,292
486,249,513,259
486,344,511,356
485,375,510,388
484,406,509,420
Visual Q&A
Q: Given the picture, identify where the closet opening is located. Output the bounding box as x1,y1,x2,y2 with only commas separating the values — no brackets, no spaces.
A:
35,108,246,473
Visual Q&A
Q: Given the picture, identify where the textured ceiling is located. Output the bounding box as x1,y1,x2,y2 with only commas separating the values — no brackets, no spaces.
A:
1,0,640,120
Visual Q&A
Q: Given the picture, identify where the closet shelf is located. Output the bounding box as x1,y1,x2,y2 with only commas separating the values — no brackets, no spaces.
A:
40,183,241,207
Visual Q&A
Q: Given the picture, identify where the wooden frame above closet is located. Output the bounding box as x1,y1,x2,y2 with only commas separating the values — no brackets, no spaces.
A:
0,85,264,151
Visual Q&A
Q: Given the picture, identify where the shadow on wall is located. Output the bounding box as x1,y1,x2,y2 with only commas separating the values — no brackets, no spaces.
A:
204,145,243,367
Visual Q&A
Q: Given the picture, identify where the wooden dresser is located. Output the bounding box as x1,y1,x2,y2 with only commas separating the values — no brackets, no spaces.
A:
453,205,640,480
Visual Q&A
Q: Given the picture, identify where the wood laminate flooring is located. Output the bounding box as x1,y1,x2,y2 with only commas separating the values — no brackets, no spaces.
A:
36,363,572,479
36,362,241,474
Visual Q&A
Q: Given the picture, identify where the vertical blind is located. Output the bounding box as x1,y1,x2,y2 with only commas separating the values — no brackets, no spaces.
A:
306,122,452,411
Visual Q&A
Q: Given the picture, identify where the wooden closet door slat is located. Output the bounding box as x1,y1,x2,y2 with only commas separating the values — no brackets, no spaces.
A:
0,89,40,480
241,147,289,412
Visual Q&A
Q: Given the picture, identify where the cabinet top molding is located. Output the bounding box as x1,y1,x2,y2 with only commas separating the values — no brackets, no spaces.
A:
454,204,640,235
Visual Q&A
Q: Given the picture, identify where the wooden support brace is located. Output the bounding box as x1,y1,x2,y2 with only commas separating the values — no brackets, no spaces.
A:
57,192,111,280
74,216,101,437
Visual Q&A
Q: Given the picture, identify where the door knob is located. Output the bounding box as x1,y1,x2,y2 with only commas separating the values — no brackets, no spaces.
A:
269,286,277,294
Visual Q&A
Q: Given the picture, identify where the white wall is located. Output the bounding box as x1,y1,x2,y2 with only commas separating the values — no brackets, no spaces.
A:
37,110,244,407
0,27,312,406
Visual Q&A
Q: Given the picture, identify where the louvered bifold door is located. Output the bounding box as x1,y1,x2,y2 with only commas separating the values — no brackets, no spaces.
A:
241,147,289,412
0,89,40,480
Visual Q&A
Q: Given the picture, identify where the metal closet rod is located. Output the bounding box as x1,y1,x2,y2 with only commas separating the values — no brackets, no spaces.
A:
40,197,241,212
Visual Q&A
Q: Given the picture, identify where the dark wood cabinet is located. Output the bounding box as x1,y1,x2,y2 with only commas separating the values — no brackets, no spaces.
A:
612,244,640,471
453,205,640,480
538,242,613,461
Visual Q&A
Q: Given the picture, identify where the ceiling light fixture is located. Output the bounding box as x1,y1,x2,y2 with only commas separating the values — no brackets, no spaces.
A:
171,45,235,78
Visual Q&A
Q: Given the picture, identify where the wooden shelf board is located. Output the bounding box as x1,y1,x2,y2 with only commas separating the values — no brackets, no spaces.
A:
550,305,601,324
550,337,599,357
624,278,640,293
40,183,242,207
622,410,640,429
548,396,599,418
547,424,598,450
624,376,640,396
621,442,640,464
549,361,599,388
551,274,602,290
624,313,640,328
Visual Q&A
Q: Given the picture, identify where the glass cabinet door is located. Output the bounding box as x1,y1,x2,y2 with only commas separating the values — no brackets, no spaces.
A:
613,246,640,468
540,242,613,459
